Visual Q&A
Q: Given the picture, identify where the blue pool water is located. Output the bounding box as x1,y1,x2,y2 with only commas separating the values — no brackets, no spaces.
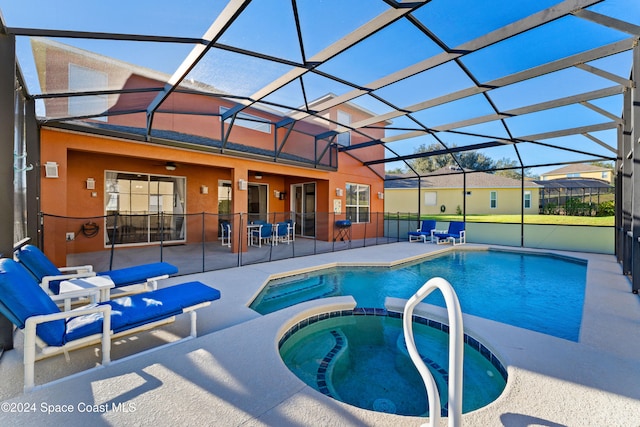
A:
279,312,507,416
251,250,587,341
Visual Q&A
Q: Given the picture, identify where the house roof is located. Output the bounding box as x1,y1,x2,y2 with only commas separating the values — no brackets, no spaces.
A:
541,163,612,176
532,177,613,189
385,167,542,189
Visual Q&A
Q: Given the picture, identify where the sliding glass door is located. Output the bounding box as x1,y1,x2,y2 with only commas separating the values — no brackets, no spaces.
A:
292,182,315,237
105,171,186,245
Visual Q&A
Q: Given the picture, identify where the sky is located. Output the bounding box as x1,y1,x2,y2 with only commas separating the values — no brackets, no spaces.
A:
2,0,639,176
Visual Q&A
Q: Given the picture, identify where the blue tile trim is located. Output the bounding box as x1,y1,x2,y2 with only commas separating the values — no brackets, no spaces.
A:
279,308,508,383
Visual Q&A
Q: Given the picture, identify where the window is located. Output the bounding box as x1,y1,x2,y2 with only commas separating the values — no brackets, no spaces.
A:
220,106,271,133
337,110,351,146
424,192,437,206
524,191,532,209
490,191,497,209
68,64,108,122
601,171,608,179
105,171,186,245
346,183,369,223
567,173,580,178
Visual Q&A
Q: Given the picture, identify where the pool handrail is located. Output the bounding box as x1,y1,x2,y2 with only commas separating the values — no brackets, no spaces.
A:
403,277,464,427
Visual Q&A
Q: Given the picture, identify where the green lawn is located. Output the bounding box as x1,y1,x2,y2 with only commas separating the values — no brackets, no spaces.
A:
391,214,614,226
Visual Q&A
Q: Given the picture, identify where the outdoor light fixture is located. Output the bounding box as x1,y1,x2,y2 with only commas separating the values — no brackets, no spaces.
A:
165,162,177,171
378,192,384,199
255,172,263,179
238,179,247,190
201,185,209,194
44,161,59,178
336,188,343,197
86,178,95,190
274,190,280,198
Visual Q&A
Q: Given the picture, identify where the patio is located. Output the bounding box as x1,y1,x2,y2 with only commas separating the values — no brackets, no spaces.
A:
1,242,639,426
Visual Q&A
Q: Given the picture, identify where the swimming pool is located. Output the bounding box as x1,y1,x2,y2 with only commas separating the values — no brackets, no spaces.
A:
251,249,587,341
279,310,507,417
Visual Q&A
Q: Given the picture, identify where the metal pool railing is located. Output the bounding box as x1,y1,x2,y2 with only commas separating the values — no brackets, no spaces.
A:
403,277,464,427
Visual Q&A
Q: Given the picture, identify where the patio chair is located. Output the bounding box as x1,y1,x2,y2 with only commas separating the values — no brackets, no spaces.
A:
220,221,231,247
0,258,221,392
250,223,273,247
275,222,291,245
431,221,466,245
285,219,295,242
15,244,178,296
408,220,437,243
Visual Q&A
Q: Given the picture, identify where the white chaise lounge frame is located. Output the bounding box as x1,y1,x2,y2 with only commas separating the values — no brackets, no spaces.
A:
22,301,211,392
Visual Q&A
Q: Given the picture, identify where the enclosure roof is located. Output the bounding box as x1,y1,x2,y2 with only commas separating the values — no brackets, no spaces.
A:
385,167,543,189
533,177,613,189
2,0,638,176
541,163,612,176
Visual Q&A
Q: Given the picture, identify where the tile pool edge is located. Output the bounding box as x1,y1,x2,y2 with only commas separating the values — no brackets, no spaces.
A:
277,306,508,383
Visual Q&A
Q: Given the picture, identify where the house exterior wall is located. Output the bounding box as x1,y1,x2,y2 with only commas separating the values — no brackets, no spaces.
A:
40,127,384,265
385,187,540,215
34,40,388,264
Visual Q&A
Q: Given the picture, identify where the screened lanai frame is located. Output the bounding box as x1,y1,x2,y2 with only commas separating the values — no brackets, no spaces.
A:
1,2,640,286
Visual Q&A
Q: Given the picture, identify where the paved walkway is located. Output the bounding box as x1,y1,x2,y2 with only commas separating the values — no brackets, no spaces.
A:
1,243,639,426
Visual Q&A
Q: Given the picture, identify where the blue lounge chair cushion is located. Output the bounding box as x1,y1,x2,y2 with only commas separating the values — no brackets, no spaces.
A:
0,257,221,347
408,220,437,239
97,262,178,287
16,245,179,294
433,221,465,239
0,259,66,346
14,244,65,292
65,281,221,342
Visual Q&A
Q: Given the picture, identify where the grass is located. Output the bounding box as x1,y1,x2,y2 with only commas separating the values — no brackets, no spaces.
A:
390,214,615,226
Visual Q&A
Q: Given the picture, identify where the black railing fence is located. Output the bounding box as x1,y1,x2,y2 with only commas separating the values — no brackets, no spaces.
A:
39,212,416,276
38,212,614,277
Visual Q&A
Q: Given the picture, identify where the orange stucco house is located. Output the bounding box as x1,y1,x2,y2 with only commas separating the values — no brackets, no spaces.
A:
33,38,387,264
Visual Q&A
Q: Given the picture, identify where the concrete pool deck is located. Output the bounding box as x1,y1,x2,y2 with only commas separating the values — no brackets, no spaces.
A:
1,243,639,426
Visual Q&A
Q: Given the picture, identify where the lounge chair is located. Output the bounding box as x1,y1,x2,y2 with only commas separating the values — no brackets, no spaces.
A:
0,258,221,392
15,244,178,297
408,220,437,243
431,221,466,245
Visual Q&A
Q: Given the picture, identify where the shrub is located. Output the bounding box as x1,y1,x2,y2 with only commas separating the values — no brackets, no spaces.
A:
596,200,615,217
565,197,594,216
542,203,558,215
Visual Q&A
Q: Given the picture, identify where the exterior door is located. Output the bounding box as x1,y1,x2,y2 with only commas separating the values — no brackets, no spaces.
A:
248,183,268,223
292,182,315,237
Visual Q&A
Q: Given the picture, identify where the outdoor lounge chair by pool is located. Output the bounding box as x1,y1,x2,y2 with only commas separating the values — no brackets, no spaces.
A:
0,258,221,392
431,221,466,245
15,244,178,296
408,220,437,243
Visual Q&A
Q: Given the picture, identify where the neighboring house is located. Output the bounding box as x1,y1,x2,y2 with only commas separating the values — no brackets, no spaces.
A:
536,163,614,212
384,167,542,215
539,163,613,184
33,38,387,263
